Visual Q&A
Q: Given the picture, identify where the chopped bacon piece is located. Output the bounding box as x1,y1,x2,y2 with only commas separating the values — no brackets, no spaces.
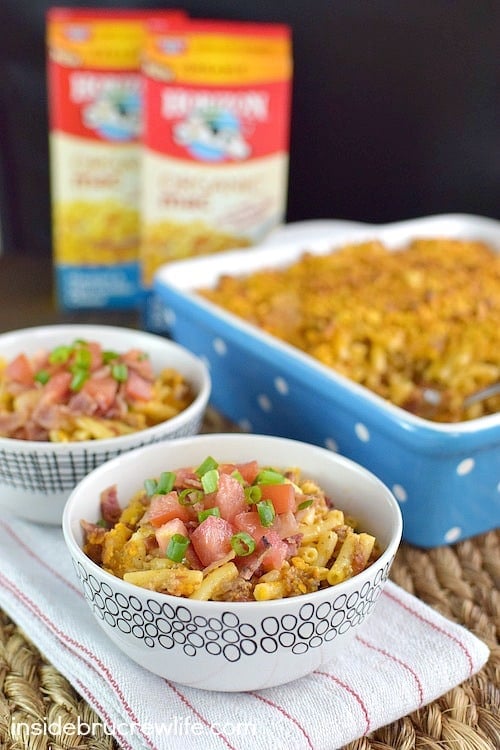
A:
173,467,202,489
81,519,107,543
125,370,153,402
82,376,119,414
80,519,107,564
184,544,204,570
0,412,24,437
85,342,103,371
31,402,69,431
41,372,72,403
24,420,50,441
6,354,34,386
284,533,303,559
67,390,98,417
122,349,155,380
100,485,121,525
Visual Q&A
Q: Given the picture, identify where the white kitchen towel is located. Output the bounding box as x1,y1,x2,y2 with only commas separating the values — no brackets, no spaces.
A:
0,515,489,750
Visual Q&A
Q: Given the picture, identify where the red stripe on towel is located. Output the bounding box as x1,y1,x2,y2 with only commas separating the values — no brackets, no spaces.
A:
166,680,239,750
314,670,371,735
76,679,135,750
356,635,425,705
382,588,475,676
250,692,315,750
0,521,82,595
0,572,159,750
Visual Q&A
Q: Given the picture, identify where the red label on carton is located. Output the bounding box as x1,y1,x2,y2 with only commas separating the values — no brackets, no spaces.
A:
140,19,293,287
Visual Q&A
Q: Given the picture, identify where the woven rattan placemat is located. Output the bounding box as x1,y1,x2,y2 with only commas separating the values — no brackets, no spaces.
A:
1,410,498,750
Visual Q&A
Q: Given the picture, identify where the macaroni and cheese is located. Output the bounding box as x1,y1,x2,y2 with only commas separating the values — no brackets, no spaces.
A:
82,456,380,602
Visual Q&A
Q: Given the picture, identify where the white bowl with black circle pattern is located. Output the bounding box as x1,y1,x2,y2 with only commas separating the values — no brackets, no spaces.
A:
62,432,402,691
0,324,211,524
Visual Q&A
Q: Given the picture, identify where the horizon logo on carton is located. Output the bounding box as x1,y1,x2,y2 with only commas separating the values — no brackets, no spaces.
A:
161,88,270,122
70,72,141,103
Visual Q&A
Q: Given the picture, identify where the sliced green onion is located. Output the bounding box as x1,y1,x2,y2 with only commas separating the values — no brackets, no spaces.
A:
49,345,73,364
298,498,314,510
74,346,91,369
230,532,256,557
178,488,203,506
195,456,219,477
255,468,286,485
257,499,275,527
34,369,50,385
231,469,244,485
156,471,176,494
70,368,89,391
102,350,119,363
201,468,219,494
165,533,190,563
197,507,221,523
112,363,128,382
244,485,262,504
144,478,158,497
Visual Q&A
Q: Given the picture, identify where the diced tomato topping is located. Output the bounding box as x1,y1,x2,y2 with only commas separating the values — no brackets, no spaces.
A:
155,518,189,555
259,483,296,514
217,463,237,475
6,353,34,386
211,472,246,522
233,510,269,543
141,491,191,527
218,460,259,484
260,531,288,572
82,376,118,413
190,515,233,567
236,460,260,484
273,510,300,539
125,369,153,401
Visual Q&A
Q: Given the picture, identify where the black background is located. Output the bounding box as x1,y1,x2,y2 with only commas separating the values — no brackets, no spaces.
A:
1,0,499,257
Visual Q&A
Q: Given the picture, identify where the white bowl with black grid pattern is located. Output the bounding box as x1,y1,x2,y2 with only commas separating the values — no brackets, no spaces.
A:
0,325,211,524
62,432,402,691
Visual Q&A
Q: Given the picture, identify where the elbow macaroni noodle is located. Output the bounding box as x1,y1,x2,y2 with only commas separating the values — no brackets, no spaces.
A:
199,238,500,422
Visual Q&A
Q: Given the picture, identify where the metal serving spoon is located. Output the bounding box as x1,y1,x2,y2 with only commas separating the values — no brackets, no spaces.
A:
422,381,500,411
462,381,500,409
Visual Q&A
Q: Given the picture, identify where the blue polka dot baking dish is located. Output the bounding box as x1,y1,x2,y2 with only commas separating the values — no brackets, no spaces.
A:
153,214,500,548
